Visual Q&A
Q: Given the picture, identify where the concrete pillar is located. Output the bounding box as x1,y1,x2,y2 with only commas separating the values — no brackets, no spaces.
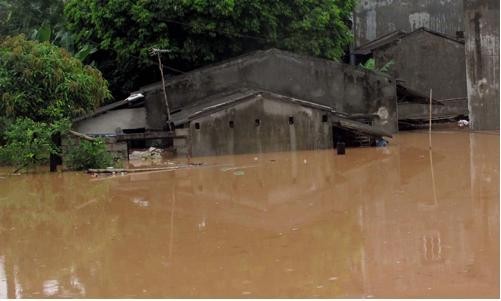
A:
463,0,500,130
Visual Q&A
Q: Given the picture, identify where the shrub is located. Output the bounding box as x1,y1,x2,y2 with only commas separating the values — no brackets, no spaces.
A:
64,139,114,170
0,118,70,170
360,58,395,73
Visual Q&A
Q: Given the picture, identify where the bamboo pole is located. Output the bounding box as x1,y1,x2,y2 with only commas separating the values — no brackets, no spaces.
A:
88,165,195,173
88,162,231,175
428,89,433,149
68,130,96,141
428,89,438,206
156,51,172,131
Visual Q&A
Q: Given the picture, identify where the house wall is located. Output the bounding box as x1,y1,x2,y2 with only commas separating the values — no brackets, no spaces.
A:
73,108,147,135
464,0,500,130
398,99,469,120
354,0,464,46
188,95,333,157
373,31,467,100
141,49,398,133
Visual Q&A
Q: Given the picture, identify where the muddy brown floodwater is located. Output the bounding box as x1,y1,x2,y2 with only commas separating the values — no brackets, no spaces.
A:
0,131,498,298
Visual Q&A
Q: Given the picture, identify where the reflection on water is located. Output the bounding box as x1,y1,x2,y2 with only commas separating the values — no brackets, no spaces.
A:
0,132,498,298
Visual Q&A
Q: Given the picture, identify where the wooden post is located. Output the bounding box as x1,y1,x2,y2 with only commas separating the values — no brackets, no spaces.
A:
155,50,172,132
49,132,61,172
428,89,438,205
428,89,433,149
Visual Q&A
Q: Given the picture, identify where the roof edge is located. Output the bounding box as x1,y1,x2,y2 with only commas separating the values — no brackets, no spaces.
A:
186,90,336,122
355,27,464,53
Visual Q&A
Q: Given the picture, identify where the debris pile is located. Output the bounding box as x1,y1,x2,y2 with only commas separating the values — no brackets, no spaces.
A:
129,147,163,161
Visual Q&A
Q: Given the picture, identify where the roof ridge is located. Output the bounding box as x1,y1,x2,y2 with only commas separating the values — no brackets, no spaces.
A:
355,27,463,54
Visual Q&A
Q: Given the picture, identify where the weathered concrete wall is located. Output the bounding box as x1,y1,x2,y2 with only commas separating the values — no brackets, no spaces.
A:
373,31,467,100
355,0,464,46
464,0,500,130
140,52,260,128
243,52,396,131
343,65,397,130
188,95,332,157
140,49,398,133
73,108,147,135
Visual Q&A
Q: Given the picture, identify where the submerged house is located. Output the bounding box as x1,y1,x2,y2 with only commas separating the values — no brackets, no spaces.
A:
169,89,391,157
354,27,468,125
74,49,396,158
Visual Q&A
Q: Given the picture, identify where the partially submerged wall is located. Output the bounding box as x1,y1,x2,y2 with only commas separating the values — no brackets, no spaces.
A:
373,31,467,100
61,135,128,166
398,99,469,121
140,49,398,133
464,0,500,130
354,0,464,46
188,95,333,157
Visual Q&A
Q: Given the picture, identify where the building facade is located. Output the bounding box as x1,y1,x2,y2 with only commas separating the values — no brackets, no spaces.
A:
354,0,464,46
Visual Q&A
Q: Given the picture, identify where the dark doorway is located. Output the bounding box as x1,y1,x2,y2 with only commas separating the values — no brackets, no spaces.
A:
123,128,146,149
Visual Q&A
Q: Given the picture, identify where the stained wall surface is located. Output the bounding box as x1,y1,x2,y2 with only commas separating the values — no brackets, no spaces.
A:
373,31,467,100
354,0,464,46
463,0,500,130
140,49,397,133
188,95,333,157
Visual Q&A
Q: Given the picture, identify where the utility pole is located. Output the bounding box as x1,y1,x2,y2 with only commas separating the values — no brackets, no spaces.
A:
150,48,172,131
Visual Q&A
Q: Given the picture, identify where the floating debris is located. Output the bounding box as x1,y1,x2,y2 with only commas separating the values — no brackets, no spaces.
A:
458,119,469,127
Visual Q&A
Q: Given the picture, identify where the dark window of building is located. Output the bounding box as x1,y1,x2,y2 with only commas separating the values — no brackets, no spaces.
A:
229,120,234,128
195,122,200,130
255,119,261,127
322,115,328,122
288,116,294,125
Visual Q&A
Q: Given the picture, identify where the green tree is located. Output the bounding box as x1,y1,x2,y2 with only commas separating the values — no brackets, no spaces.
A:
0,0,96,62
0,35,111,122
64,0,356,98
0,0,65,38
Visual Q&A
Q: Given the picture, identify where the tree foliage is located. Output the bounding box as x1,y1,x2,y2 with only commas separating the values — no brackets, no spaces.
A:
0,35,111,122
0,0,97,63
65,0,356,97
0,0,65,38
359,58,395,73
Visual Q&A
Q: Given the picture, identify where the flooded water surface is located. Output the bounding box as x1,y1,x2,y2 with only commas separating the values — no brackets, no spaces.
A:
0,131,498,298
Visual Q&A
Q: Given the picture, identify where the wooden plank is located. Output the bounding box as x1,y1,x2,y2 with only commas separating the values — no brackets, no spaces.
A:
332,116,393,138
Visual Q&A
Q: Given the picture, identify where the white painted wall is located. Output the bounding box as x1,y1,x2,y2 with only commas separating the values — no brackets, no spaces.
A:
74,108,147,135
